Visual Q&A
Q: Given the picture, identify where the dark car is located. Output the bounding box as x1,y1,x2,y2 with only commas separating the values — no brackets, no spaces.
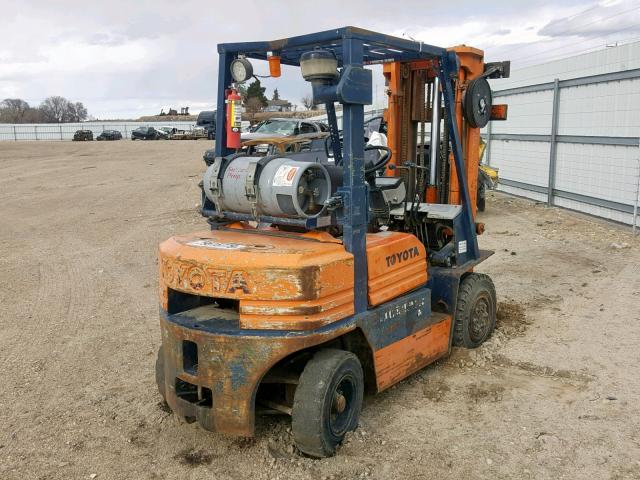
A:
96,130,123,141
196,110,216,140
73,129,93,141
131,126,164,140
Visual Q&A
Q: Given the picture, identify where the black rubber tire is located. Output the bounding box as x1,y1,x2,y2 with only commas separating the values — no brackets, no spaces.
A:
292,349,364,458
453,273,497,348
155,346,166,400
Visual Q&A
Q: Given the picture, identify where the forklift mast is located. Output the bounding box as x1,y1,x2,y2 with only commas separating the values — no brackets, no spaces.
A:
384,46,506,218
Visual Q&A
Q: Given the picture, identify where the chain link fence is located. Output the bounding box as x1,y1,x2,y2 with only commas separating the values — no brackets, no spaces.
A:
0,121,196,141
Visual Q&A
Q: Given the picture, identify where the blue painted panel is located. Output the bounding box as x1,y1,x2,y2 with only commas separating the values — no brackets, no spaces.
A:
357,288,432,350
439,53,480,261
217,27,445,66
337,66,373,105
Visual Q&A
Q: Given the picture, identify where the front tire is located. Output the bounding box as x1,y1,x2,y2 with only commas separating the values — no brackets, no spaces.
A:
292,349,363,458
453,273,496,348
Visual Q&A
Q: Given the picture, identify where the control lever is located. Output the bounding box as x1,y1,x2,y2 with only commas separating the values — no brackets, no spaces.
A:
324,193,344,212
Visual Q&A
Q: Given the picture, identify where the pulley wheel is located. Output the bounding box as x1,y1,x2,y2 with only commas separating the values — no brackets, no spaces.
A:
463,77,492,128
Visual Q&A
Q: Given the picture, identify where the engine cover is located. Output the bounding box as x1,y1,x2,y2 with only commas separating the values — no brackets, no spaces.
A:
159,225,427,330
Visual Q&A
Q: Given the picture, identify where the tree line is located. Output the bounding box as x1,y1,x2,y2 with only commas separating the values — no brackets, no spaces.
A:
0,96,88,124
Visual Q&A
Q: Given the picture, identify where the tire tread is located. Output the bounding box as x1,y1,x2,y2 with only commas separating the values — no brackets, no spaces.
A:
453,273,496,348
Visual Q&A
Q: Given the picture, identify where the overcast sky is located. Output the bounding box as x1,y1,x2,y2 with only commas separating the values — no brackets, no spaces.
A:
1,0,639,119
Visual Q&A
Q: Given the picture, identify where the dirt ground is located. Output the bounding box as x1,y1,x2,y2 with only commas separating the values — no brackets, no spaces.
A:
1,141,639,480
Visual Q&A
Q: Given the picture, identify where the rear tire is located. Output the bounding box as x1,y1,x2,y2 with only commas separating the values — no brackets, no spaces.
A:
292,349,363,458
453,273,496,348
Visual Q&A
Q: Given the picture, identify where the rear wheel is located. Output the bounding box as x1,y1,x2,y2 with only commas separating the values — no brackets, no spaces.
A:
453,273,496,348
292,349,363,458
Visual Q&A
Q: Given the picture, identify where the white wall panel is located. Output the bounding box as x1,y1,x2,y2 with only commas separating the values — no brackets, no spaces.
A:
498,184,547,203
553,197,636,226
486,41,640,227
491,91,553,135
489,140,550,187
554,144,639,205
557,79,640,137
490,40,640,90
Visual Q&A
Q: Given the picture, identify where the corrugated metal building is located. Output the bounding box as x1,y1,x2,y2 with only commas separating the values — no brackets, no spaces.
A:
486,41,640,227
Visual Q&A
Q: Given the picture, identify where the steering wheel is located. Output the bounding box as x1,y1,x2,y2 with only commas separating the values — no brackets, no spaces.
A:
365,145,392,174
324,137,392,174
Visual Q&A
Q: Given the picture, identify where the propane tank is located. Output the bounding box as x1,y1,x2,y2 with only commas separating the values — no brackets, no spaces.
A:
226,89,242,149
203,157,332,218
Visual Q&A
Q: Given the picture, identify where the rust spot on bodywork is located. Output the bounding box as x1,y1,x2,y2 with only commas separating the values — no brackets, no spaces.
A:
160,314,355,436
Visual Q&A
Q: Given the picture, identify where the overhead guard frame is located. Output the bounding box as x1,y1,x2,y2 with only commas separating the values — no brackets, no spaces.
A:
212,26,480,315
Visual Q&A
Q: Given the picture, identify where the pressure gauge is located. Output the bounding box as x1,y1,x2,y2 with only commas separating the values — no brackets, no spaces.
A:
230,58,254,83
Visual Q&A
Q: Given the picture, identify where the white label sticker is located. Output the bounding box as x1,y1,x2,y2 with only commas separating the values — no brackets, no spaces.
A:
187,239,244,250
458,240,467,254
272,165,299,187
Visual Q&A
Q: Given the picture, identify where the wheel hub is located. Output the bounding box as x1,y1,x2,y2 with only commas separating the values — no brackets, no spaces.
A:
333,392,347,413
470,296,490,342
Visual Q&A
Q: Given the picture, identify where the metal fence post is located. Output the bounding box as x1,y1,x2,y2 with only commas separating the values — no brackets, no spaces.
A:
633,139,640,234
124,125,128,139
34,126,38,141
485,120,492,166
13,126,17,141
59,124,63,140
547,78,560,206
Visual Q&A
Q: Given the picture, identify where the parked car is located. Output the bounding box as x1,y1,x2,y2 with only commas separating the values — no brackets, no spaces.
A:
73,130,93,141
96,130,123,141
131,127,165,140
156,126,178,138
240,119,326,153
196,110,216,140
245,118,325,140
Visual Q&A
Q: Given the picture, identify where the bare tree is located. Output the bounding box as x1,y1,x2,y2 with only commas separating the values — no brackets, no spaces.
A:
301,95,314,111
39,96,88,123
22,108,45,123
244,96,264,123
0,99,31,123
1,96,86,123
39,96,70,123
65,102,88,122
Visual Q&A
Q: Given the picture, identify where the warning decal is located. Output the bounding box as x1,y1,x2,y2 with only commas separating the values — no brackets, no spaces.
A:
187,239,244,250
272,165,299,187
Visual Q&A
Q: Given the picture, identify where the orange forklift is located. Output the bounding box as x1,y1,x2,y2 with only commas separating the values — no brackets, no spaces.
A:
155,26,509,457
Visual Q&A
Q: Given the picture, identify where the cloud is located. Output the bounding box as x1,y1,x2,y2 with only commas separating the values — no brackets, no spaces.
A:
539,0,640,38
2,0,637,118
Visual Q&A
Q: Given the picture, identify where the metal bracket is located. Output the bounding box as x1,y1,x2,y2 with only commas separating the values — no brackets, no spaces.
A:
324,192,344,212
245,161,260,218
208,157,224,213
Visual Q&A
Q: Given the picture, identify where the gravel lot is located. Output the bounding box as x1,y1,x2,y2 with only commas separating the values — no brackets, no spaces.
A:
1,141,639,480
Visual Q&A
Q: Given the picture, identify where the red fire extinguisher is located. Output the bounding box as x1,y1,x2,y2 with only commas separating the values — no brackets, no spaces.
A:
226,88,242,149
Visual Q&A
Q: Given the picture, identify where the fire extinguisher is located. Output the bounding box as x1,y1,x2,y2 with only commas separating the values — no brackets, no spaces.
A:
226,88,242,149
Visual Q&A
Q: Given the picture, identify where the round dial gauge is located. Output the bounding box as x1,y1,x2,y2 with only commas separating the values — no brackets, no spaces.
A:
230,58,253,83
